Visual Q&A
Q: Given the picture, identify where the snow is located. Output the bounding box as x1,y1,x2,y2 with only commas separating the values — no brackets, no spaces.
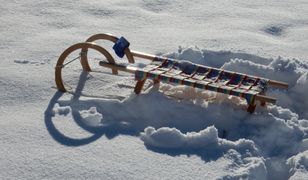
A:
287,151,308,179
1,0,308,179
141,126,259,157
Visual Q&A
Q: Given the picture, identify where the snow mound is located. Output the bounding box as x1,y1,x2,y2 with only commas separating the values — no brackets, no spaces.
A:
80,107,103,127
166,46,272,68
220,150,267,180
141,126,258,155
52,103,70,116
287,151,308,179
141,126,266,179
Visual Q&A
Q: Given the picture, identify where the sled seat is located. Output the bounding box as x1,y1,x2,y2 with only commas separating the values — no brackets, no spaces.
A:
133,57,274,113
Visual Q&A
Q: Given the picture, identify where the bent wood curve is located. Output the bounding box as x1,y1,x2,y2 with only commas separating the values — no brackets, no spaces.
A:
81,33,134,66
55,42,117,92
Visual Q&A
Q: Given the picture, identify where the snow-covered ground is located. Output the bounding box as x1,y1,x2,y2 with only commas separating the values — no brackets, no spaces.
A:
1,0,308,179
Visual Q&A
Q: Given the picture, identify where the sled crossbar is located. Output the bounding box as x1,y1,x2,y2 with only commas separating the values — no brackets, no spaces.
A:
55,33,289,113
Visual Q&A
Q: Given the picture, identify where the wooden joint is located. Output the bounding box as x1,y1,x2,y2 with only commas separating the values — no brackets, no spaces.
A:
154,79,160,85
247,103,256,113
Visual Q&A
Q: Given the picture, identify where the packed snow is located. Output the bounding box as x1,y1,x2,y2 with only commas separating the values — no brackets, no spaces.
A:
1,0,308,179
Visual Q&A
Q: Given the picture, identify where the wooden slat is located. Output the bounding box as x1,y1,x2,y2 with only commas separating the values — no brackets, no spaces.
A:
255,94,277,104
131,51,156,61
99,61,137,73
268,79,288,89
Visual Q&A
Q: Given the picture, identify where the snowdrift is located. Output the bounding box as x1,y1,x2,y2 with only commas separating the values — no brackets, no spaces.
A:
50,47,308,179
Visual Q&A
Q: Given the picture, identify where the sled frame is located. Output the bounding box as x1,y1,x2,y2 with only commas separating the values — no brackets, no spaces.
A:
55,33,288,113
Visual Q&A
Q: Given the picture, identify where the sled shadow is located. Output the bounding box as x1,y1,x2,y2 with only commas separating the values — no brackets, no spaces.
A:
44,91,104,146
44,71,139,146
44,88,227,161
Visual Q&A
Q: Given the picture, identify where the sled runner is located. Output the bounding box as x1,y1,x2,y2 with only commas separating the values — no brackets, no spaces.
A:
55,33,288,113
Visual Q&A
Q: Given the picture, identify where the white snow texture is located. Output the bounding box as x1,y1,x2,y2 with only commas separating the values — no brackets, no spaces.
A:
1,0,308,180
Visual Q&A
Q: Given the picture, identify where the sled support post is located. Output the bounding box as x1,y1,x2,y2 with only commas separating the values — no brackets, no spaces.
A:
247,103,257,113
80,49,91,71
259,92,267,107
153,79,160,85
134,80,146,94
247,94,277,112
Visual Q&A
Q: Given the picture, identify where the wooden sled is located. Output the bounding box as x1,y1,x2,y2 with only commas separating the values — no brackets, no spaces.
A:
55,33,288,113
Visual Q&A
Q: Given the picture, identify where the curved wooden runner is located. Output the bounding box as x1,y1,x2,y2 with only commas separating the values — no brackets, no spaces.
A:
55,42,116,92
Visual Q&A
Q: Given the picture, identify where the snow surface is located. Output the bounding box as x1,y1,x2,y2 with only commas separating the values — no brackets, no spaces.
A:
1,0,308,179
